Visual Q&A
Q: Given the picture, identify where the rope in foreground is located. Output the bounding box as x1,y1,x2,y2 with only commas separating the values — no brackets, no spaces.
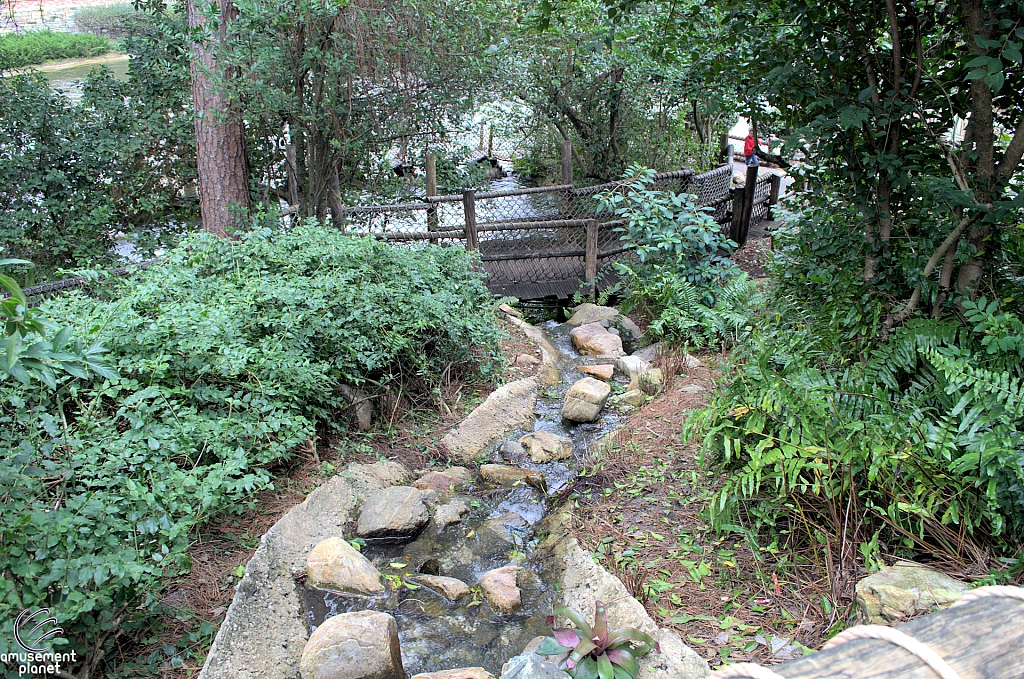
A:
710,585,1024,679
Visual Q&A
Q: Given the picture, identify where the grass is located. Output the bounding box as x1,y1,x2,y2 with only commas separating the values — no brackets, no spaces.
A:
0,30,113,69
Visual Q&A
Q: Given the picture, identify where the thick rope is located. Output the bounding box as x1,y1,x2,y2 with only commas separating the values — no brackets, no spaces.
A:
821,625,963,679
708,585,1024,679
951,584,1024,607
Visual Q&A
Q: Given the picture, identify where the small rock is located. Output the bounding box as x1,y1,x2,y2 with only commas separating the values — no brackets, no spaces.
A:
357,486,430,540
679,384,706,394
683,353,703,368
434,499,470,530
518,431,573,462
609,389,646,408
479,565,523,612
577,364,614,380
499,440,528,463
500,652,570,679
855,563,969,623
561,377,611,423
306,537,385,594
569,323,624,357
523,637,570,665
413,467,473,492
412,670,494,679
632,343,662,362
479,464,546,492
639,368,665,396
607,326,620,336
478,512,530,544
616,355,652,384
300,611,405,679
411,574,471,601
566,303,619,326
514,353,541,367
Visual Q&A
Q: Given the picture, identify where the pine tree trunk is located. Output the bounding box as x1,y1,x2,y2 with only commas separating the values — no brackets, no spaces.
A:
187,0,249,238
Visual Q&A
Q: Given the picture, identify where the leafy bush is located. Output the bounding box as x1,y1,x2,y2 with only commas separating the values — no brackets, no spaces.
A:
689,288,1024,568
0,44,194,285
597,166,757,348
0,30,111,68
73,3,141,38
0,223,503,673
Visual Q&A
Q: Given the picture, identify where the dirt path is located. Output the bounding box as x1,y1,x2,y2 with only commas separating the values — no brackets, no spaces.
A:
567,349,830,669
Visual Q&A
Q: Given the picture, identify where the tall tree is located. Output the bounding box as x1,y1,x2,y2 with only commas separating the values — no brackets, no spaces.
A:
187,0,250,237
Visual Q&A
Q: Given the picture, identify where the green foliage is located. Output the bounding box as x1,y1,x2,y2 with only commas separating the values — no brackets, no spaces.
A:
0,223,503,674
596,166,757,348
0,30,111,68
0,27,195,285
689,289,1024,564
542,601,659,679
73,3,143,38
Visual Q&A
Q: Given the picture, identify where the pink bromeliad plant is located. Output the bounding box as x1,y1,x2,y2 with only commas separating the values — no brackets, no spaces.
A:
536,601,660,679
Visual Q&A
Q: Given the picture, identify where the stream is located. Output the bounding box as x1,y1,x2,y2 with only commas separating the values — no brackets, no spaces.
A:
302,320,634,675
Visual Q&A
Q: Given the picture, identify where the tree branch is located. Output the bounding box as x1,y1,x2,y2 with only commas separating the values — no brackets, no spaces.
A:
996,115,1024,181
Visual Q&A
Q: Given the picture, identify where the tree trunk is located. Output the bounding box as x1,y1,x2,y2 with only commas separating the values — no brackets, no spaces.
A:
188,0,250,237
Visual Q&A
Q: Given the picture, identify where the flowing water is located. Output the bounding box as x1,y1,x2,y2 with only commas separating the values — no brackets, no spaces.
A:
303,320,635,675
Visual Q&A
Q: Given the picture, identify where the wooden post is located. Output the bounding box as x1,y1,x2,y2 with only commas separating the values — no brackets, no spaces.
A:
425,152,438,242
488,128,494,158
561,140,573,186
584,219,599,299
462,190,478,251
479,123,486,150
737,164,758,245
767,174,782,220
730,189,744,243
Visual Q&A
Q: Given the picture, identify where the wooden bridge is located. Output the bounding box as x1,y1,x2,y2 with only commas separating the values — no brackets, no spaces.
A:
342,147,781,301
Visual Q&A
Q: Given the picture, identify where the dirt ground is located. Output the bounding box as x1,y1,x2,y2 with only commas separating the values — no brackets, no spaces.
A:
566,349,830,668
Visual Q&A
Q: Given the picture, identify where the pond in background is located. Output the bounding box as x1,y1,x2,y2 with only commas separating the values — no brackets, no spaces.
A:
38,53,130,101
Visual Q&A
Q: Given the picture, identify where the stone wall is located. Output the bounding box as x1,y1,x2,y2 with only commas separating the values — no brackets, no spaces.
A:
1,0,123,34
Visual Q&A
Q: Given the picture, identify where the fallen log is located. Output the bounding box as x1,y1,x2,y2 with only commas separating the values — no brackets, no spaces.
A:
718,586,1024,679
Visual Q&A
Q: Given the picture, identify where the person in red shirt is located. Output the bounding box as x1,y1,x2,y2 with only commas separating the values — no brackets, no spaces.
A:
744,132,760,166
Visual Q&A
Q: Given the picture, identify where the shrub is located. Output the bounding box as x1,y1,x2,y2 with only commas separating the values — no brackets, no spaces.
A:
0,30,111,69
73,3,140,38
596,166,758,348
0,223,503,674
689,288,1024,572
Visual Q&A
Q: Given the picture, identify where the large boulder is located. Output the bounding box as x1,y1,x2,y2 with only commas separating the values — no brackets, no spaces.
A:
306,537,384,594
500,652,570,679
357,487,430,540
569,323,623,357
566,303,619,326
518,431,573,463
609,389,646,409
477,512,530,545
561,377,611,423
479,464,546,491
300,611,405,679
855,564,969,623
479,565,523,612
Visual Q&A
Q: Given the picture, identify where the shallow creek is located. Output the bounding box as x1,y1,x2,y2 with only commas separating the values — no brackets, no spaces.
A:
303,319,632,675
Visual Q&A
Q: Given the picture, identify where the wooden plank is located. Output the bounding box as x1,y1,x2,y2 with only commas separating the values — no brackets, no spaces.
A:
585,219,598,297
738,165,758,245
772,594,1024,679
462,190,478,251
730,190,744,243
